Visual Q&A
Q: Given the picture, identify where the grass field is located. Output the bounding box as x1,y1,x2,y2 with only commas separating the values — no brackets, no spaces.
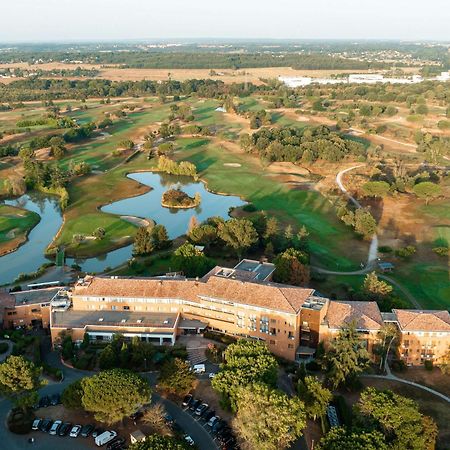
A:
174,136,366,271
0,205,40,256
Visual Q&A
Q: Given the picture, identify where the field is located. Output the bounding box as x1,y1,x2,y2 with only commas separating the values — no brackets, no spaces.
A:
0,205,40,256
0,88,448,309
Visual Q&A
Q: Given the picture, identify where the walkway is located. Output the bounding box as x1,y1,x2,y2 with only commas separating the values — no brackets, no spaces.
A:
362,364,450,404
0,339,13,362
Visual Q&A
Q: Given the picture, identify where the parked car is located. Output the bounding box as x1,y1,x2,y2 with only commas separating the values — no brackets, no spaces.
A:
195,403,209,416
182,394,193,407
39,419,53,433
39,396,50,408
81,424,94,437
49,420,62,435
32,419,41,431
92,427,105,438
58,422,72,436
50,393,61,406
69,424,82,438
203,410,215,422
164,413,174,424
207,416,220,428
192,364,205,374
212,419,226,434
184,435,195,447
106,437,125,450
189,399,201,411
95,430,117,447
208,372,216,379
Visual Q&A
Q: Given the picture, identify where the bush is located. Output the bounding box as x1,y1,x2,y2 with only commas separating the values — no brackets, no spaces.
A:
395,245,416,258
378,245,393,253
305,360,321,372
391,359,407,373
203,331,237,345
432,247,448,257
7,407,33,434
424,360,433,371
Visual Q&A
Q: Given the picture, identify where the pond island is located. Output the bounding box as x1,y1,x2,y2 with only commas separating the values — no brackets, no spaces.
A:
161,188,201,209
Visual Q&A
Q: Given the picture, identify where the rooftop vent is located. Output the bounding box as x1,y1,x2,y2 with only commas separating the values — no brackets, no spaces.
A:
163,319,169,324
121,319,127,323
98,317,104,322
137,319,143,323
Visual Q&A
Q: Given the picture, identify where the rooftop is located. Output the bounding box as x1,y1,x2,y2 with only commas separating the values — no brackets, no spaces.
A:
233,259,275,281
12,287,63,306
52,310,179,329
325,301,383,330
393,309,450,332
74,274,315,314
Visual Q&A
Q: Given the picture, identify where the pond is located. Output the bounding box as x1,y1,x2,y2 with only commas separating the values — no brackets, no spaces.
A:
0,193,63,284
0,172,245,283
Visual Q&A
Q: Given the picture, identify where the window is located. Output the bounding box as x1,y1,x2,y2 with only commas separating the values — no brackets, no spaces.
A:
270,328,277,336
269,340,276,345
237,314,245,328
288,331,295,340
123,306,130,311
111,305,117,311
31,308,40,313
249,315,257,331
288,344,294,349
260,316,269,334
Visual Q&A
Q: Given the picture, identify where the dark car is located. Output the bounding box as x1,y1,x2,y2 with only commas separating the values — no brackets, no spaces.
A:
182,394,193,407
58,422,72,436
189,399,201,411
39,396,50,408
164,413,174,424
92,427,105,438
212,419,226,434
81,424,94,437
195,403,209,417
106,437,125,450
50,393,61,406
39,418,53,433
202,410,215,422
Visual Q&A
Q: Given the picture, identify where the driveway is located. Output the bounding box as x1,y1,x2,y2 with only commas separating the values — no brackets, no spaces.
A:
0,339,13,362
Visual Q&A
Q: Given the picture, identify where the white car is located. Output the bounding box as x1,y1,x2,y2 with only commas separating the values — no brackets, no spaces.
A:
31,419,41,431
49,420,62,436
208,372,216,379
184,435,195,446
95,430,117,447
207,416,219,427
69,424,82,437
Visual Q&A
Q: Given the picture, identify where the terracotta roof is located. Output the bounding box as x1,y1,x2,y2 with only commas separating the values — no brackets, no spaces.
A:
326,301,383,330
393,309,450,332
74,275,315,314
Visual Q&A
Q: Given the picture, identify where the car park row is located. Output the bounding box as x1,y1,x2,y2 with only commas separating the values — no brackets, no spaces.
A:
182,394,240,450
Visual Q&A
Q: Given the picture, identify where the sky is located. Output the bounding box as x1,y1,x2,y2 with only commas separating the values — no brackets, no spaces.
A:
1,0,449,42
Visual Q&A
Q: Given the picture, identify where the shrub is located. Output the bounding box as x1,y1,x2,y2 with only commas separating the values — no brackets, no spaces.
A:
378,245,393,253
242,203,258,212
391,359,407,373
432,247,448,257
395,245,416,258
7,407,34,434
424,360,433,371
203,331,237,345
333,395,352,426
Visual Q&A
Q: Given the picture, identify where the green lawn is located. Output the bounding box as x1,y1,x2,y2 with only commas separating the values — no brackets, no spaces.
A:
0,205,40,254
174,136,366,271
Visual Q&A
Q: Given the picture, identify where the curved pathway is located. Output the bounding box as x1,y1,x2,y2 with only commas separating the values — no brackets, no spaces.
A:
362,363,450,404
313,165,378,275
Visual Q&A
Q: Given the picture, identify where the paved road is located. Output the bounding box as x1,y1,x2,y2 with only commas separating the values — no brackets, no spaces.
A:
0,339,218,450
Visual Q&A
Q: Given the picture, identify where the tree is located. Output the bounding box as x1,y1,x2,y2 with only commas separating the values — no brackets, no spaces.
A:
361,181,390,198
142,403,171,435
413,182,441,205
61,379,83,409
274,248,310,286
188,224,217,248
187,215,199,233
297,375,332,420
4,176,26,196
212,340,278,411
264,216,279,241
233,383,306,450
128,435,190,450
218,218,258,259
0,355,43,409
133,226,154,256
317,427,388,450
151,224,171,250
99,344,118,370
363,272,393,298
158,358,195,397
439,350,450,374
171,242,216,277
323,321,370,389
377,323,398,371
353,209,377,239
356,387,437,450
93,227,106,240
81,369,151,424
118,139,134,150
